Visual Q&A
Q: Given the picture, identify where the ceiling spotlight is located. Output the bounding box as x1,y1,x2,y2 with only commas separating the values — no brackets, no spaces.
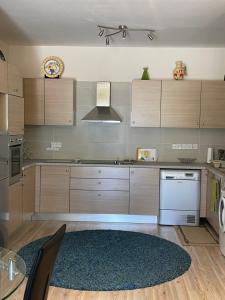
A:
147,32,154,40
97,25,155,45
98,28,104,37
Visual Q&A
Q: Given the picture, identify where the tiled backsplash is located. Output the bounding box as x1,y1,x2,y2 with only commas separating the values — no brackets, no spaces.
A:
24,82,225,162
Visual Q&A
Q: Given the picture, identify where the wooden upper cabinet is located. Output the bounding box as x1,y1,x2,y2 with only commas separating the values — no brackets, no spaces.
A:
129,168,160,215
45,79,74,125
8,63,23,97
24,78,44,125
131,80,161,127
161,80,201,128
0,60,8,93
8,95,24,135
201,81,225,128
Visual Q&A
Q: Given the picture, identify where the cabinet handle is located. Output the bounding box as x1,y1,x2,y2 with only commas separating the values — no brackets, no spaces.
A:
132,121,135,125
98,170,102,173
98,181,101,185
97,193,101,197
131,170,134,175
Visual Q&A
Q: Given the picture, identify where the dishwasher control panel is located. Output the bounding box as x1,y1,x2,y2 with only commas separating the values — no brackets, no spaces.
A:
160,169,200,181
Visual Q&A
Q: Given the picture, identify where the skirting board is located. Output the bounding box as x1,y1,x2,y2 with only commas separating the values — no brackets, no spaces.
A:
32,213,158,224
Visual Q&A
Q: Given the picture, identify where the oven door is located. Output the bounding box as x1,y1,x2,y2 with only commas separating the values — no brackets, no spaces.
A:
9,144,22,185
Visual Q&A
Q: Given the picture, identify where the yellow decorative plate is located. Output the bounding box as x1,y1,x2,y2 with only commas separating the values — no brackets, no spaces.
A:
41,56,64,78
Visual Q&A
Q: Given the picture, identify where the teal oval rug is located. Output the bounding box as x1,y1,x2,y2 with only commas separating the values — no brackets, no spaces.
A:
18,230,191,291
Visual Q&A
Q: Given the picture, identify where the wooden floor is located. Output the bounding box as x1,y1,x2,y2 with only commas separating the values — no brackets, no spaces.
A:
7,220,225,300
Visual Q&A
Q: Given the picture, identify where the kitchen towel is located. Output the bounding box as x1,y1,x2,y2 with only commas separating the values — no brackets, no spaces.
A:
210,179,219,212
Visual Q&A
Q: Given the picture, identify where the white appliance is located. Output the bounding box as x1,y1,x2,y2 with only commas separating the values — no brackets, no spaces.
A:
219,190,225,256
159,169,200,226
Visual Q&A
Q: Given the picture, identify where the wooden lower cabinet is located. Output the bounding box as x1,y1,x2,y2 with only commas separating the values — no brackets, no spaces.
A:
40,166,70,213
70,190,129,214
8,181,23,235
206,171,221,234
70,166,129,214
129,168,160,215
22,166,35,220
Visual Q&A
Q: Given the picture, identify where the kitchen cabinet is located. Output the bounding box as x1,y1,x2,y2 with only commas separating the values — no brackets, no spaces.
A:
8,95,24,135
23,78,74,126
200,81,225,128
70,166,129,214
131,80,161,127
45,79,74,125
23,78,44,125
8,63,23,97
22,166,35,221
206,170,221,234
129,168,160,215
40,166,70,213
8,181,23,235
161,80,201,128
0,60,7,93
0,94,24,135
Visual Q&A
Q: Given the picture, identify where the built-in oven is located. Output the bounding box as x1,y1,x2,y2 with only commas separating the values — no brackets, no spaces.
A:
9,135,23,185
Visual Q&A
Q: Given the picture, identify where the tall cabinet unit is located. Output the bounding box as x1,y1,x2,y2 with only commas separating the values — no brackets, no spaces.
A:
8,63,23,97
131,80,161,127
23,78,74,126
0,60,7,93
129,168,160,215
200,81,225,128
161,80,201,128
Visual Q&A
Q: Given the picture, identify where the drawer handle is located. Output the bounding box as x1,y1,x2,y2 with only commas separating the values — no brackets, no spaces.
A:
98,181,101,184
98,170,102,173
97,194,101,197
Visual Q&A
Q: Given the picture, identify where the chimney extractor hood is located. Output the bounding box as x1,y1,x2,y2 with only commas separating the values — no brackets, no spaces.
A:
82,82,122,123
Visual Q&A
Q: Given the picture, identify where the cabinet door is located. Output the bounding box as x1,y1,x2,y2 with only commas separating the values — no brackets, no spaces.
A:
8,64,23,97
130,168,159,215
22,166,35,220
24,78,44,125
45,79,74,125
131,80,161,127
8,181,23,235
206,171,220,234
161,80,201,128
0,60,7,93
8,95,24,135
40,166,70,213
201,81,225,128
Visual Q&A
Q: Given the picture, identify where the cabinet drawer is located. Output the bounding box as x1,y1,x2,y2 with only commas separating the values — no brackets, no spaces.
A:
71,166,129,179
70,190,129,214
41,166,70,176
70,178,129,191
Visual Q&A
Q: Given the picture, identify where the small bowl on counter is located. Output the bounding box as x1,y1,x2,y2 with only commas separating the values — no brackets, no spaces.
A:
212,160,221,168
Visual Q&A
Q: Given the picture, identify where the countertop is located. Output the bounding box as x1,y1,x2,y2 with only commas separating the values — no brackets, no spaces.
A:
22,158,225,178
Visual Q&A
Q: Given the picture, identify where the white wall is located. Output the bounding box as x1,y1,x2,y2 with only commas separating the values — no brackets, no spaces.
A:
8,46,225,81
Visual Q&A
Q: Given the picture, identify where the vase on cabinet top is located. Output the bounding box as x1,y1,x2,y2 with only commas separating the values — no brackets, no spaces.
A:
173,61,186,80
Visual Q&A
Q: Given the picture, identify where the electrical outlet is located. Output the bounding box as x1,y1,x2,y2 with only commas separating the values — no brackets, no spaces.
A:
172,144,182,149
51,142,62,148
181,144,192,149
192,144,198,149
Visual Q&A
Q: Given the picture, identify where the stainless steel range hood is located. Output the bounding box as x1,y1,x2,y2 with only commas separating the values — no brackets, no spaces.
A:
82,82,122,123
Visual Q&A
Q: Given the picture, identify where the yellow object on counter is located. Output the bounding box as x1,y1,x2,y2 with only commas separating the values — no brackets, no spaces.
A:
210,179,220,212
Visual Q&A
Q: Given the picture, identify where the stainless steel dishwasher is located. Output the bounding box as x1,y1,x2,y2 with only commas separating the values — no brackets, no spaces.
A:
159,169,200,226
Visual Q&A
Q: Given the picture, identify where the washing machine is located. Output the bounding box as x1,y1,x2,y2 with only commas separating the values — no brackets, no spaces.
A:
219,189,225,256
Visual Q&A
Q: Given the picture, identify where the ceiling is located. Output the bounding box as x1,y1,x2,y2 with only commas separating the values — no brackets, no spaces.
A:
0,0,225,47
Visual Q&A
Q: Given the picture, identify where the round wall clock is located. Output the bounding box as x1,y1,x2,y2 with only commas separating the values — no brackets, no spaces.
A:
41,56,64,78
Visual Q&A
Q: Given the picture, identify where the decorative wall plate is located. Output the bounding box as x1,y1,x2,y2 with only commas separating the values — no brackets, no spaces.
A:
41,56,64,78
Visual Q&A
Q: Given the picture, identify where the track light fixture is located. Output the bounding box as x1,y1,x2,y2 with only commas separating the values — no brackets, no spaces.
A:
97,25,155,46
